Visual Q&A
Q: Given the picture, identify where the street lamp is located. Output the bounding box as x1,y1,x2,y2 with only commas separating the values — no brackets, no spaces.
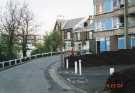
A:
124,0,129,49
57,15,64,68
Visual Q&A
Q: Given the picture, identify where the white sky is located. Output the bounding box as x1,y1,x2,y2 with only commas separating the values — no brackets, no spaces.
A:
0,0,94,35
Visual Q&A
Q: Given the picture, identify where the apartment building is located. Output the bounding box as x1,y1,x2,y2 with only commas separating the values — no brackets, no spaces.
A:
93,0,135,52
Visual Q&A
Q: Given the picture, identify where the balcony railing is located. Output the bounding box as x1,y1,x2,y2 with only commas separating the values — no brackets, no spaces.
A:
94,5,135,20
93,26,135,38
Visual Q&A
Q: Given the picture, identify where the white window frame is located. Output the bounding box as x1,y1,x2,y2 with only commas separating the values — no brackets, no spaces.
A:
77,32,80,40
67,32,71,40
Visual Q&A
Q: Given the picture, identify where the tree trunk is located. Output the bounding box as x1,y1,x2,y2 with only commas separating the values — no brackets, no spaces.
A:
22,28,27,57
8,29,15,59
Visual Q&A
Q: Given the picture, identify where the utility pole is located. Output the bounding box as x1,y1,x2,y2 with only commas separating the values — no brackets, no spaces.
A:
124,0,129,49
59,21,63,68
57,15,64,69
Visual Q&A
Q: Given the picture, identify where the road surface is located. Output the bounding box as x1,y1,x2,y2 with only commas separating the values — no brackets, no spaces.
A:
0,55,75,93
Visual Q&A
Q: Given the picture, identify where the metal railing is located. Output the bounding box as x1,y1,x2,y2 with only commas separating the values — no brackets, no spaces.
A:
0,52,62,70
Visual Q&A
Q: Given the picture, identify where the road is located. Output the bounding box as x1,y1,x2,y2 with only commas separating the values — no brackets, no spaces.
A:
0,55,75,93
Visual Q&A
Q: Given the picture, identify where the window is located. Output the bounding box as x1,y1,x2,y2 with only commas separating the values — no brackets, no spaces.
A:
96,0,103,14
96,20,103,31
103,18,113,30
103,0,112,12
120,0,124,8
65,42,71,49
113,0,117,7
64,32,67,39
113,17,119,28
100,38,110,52
67,32,71,40
128,17,135,27
89,32,92,39
84,22,88,27
119,16,124,27
128,0,135,6
118,37,125,49
131,37,135,48
77,32,80,40
113,0,120,9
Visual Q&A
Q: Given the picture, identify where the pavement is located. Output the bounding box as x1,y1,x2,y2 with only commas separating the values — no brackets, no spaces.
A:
59,64,135,93
0,55,79,93
48,57,86,93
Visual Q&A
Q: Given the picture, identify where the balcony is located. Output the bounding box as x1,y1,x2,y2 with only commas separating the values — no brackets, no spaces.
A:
93,26,135,38
94,5,135,20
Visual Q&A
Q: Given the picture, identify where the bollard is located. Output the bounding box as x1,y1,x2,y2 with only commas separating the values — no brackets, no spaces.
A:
74,61,78,74
79,59,82,76
66,59,69,69
110,67,115,75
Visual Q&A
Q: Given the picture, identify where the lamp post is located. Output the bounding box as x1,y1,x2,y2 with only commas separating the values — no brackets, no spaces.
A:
57,15,64,69
124,0,129,49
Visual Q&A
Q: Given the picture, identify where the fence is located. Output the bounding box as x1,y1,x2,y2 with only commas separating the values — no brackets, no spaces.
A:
0,52,62,70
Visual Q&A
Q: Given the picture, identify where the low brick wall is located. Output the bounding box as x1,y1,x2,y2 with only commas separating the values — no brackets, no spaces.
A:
64,49,135,68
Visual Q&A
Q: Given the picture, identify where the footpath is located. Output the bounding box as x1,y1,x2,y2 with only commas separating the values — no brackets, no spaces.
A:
59,66,108,93
48,56,135,93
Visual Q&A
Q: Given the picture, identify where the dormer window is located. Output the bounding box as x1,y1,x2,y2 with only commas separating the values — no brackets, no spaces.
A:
84,22,88,27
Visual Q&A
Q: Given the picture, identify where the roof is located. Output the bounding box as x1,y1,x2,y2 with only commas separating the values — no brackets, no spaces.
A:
73,16,95,31
53,16,94,32
63,17,84,30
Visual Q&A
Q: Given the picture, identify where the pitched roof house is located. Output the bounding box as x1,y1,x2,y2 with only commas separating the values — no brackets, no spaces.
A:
53,16,94,52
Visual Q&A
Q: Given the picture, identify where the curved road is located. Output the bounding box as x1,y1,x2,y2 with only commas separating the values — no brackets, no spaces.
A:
0,55,75,93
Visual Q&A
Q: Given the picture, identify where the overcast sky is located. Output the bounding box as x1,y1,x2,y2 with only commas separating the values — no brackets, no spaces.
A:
0,0,94,35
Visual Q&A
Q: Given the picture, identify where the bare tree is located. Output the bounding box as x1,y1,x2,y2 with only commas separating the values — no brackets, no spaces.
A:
0,0,35,58
19,3,34,57
0,0,21,59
